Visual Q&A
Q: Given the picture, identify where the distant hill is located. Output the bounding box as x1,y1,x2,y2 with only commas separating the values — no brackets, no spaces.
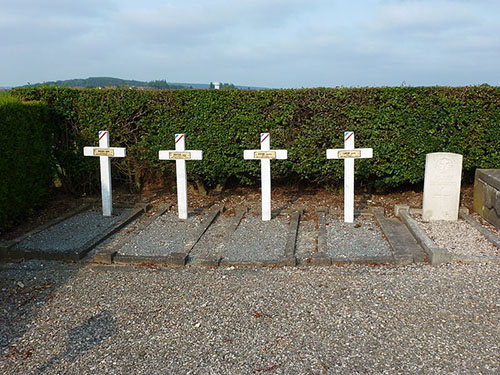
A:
22,77,187,89
20,77,266,90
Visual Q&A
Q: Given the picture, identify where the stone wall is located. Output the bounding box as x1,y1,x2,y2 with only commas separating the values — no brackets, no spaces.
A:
473,169,500,227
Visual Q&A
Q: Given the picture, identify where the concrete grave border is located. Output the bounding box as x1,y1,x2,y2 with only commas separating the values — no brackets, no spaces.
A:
311,206,426,266
395,205,500,265
1,202,148,262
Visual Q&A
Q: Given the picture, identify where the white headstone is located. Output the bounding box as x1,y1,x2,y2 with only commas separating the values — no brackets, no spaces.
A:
326,131,373,223
83,130,126,217
422,152,463,221
244,133,287,221
159,134,203,220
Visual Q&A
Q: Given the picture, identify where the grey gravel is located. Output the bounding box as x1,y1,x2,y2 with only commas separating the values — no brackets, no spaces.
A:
118,212,203,256
14,209,130,253
414,215,500,258
0,260,498,374
326,215,392,258
222,214,288,262
295,220,318,262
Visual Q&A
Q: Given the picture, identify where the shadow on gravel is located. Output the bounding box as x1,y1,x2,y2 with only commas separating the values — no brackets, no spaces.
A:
36,310,116,375
0,261,81,359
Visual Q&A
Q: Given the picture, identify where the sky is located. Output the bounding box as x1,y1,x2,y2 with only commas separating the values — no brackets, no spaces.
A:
1,0,499,88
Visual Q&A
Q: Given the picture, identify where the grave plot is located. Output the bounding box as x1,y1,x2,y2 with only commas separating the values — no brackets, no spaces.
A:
110,206,221,266
1,205,144,261
308,208,398,265
218,211,296,267
186,208,246,267
403,210,500,265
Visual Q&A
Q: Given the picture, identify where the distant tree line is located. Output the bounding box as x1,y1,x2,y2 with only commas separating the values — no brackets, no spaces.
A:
23,77,188,89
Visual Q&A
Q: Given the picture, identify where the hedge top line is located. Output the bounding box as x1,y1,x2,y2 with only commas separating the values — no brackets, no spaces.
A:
9,86,500,193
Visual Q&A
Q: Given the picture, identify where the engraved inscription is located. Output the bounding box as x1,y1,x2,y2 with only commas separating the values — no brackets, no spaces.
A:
169,151,191,160
93,149,114,157
338,150,361,158
254,151,276,159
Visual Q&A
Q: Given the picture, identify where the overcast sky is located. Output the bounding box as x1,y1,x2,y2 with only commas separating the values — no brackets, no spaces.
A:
1,0,499,88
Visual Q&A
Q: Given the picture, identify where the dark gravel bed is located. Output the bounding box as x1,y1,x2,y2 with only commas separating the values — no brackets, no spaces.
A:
0,260,498,374
326,215,392,258
117,212,203,257
14,209,130,253
221,214,288,262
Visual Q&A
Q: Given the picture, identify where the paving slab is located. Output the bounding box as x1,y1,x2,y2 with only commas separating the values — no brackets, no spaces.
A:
2,207,144,261
372,207,426,264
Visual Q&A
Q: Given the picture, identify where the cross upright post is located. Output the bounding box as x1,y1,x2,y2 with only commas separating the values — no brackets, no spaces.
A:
326,131,373,223
83,130,126,216
244,133,287,221
159,134,203,220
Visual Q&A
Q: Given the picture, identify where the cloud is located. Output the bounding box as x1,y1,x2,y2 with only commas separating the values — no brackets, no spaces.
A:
367,1,478,33
1,0,500,87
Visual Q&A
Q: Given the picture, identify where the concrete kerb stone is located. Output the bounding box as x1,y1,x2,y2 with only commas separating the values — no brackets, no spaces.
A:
455,211,500,264
371,206,423,265
310,207,331,266
112,255,171,266
350,255,395,265
283,210,302,266
396,207,453,266
459,211,500,249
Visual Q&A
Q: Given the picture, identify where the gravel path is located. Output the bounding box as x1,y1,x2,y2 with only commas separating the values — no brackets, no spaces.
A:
118,212,203,257
414,215,500,257
326,215,392,258
222,214,289,262
14,209,130,253
0,260,498,374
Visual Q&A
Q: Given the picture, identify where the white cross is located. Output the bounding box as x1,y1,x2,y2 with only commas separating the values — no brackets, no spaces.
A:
326,131,373,223
244,133,287,221
83,130,126,217
159,134,203,220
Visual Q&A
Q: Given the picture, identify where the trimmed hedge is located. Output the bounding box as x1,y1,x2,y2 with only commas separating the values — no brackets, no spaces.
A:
0,96,55,230
12,86,500,194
